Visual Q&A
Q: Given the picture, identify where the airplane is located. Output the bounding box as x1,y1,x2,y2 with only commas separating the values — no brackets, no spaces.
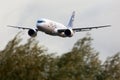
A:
8,11,111,37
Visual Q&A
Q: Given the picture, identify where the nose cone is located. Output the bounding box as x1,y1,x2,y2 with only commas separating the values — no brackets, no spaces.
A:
37,23,43,27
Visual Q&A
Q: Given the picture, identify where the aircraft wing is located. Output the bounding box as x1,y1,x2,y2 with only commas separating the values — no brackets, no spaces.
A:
7,25,31,30
57,25,111,33
72,25,111,32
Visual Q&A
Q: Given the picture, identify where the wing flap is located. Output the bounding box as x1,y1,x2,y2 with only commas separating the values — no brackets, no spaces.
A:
73,25,111,32
57,25,111,33
7,25,31,30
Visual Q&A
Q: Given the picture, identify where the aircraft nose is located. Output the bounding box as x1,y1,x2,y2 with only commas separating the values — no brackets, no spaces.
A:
37,23,42,27
36,23,48,30
36,24,44,30
37,23,46,27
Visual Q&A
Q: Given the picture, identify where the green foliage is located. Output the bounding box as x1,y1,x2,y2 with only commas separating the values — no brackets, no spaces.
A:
56,35,101,80
0,33,119,80
101,53,120,80
0,33,48,80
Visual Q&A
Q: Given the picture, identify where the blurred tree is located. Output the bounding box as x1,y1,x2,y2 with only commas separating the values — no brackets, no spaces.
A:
0,33,119,80
99,53,120,80
0,33,48,80
54,34,101,80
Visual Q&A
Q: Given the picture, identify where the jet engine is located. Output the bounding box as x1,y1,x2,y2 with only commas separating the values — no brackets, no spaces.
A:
28,29,37,37
64,29,74,37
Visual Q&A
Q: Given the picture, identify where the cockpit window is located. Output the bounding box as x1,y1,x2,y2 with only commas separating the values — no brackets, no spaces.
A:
37,20,45,23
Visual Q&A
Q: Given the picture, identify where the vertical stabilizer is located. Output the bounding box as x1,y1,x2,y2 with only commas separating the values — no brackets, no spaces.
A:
67,11,75,28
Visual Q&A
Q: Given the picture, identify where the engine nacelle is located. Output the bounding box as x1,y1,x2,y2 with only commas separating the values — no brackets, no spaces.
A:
28,29,37,37
64,29,74,37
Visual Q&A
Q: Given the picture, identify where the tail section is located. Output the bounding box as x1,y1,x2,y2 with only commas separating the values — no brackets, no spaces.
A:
67,11,75,28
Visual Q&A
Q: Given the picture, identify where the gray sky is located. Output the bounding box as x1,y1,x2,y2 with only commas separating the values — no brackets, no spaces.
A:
0,0,120,61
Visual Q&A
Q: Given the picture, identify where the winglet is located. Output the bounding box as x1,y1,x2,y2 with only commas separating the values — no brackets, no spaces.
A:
67,11,75,28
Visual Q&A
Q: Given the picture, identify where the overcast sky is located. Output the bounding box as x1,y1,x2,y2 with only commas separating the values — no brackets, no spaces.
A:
0,0,120,61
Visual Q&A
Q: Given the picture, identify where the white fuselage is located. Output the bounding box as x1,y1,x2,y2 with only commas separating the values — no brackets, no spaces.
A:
36,19,68,37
